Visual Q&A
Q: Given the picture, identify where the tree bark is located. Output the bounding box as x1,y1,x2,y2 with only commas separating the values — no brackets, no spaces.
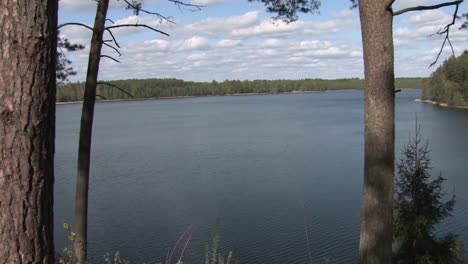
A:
0,0,57,263
73,0,109,262
358,1,395,263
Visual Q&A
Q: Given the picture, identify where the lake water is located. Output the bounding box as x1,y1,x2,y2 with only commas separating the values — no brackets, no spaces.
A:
54,89,468,263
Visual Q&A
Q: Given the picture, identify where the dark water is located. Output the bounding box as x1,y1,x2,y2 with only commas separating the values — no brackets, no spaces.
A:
54,89,468,263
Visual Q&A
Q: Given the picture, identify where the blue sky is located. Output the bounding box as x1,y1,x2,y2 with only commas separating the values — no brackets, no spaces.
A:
59,0,468,82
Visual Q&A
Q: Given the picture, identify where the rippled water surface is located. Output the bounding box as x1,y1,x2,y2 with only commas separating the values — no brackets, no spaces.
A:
55,89,468,263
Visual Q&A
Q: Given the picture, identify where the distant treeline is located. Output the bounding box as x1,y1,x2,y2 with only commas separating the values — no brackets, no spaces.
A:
57,77,425,102
422,51,468,107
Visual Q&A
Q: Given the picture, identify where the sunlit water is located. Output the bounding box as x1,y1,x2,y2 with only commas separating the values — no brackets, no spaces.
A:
55,89,468,263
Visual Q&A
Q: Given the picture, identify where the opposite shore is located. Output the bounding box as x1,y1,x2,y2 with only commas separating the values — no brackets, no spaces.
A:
55,90,329,105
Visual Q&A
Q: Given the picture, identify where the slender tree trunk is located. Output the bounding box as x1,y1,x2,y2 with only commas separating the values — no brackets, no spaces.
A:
358,1,395,263
73,0,109,262
0,0,57,263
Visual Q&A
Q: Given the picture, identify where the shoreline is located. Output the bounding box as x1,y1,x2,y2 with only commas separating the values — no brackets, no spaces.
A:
56,88,416,106
55,90,328,105
415,98,468,110
56,95,195,105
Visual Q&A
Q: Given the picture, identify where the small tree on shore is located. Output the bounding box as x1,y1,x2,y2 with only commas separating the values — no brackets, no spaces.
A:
393,121,463,263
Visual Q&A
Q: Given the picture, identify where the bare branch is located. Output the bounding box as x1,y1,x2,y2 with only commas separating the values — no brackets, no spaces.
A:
58,22,93,31
428,1,460,67
106,18,115,24
393,0,462,16
102,42,122,56
122,0,176,23
104,28,121,48
100,55,121,63
447,35,455,55
96,94,108,100
106,24,170,36
168,0,204,11
97,81,134,98
430,38,449,68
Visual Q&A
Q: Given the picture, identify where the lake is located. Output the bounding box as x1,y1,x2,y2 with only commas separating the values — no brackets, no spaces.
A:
54,89,468,263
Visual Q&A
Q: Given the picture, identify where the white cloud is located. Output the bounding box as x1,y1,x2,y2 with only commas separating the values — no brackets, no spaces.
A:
59,0,97,11
392,0,431,11
259,38,284,48
191,0,226,5
403,10,451,27
88,32,366,81
148,39,171,50
184,11,260,35
331,8,356,19
60,0,466,82
293,46,353,59
215,39,241,48
295,40,332,50
230,10,357,39
394,6,467,48
231,20,304,38
107,15,172,37
176,36,210,51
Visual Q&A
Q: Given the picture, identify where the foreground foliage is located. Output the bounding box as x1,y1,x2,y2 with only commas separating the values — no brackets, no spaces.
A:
393,122,463,263
57,223,235,264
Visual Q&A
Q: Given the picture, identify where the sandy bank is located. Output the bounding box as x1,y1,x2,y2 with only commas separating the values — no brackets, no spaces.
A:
56,96,195,105
415,99,468,110
56,90,327,105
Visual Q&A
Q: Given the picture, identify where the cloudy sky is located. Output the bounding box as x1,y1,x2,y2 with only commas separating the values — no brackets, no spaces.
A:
59,0,468,82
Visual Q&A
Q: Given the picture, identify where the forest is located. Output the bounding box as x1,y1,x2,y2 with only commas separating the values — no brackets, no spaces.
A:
57,77,425,102
422,51,468,107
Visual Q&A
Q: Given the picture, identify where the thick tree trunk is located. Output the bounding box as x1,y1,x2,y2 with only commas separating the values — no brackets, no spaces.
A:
73,0,109,262
358,1,395,263
0,0,57,263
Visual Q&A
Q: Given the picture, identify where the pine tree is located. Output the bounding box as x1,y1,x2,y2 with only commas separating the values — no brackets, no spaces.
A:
393,121,463,263
57,34,84,84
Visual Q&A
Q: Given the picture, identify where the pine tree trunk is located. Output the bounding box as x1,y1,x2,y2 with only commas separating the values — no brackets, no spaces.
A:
73,0,109,262
358,1,395,263
0,0,57,263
